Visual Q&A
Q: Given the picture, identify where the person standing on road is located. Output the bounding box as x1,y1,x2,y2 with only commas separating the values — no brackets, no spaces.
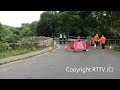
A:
100,35,106,49
87,36,92,45
93,34,99,48
59,33,62,44
63,34,66,44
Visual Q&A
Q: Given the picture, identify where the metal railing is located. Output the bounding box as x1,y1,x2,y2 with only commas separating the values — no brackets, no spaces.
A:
53,36,87,42
52,35,120,44
68,38,120,45
106,39,120,45
68,36,87,41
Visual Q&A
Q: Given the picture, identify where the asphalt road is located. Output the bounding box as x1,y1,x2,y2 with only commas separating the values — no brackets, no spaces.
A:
0,41,120,79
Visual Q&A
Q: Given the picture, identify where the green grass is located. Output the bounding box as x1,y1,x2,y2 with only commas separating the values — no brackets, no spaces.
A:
113,45,120,52
106,43,120,52
0,47,43,59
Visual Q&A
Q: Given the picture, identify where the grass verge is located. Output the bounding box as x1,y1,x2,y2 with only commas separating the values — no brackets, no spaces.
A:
106,44,120,52
113,45,120,52
0,47,44,59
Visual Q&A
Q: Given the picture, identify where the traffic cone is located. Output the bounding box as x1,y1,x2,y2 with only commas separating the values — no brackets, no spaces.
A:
49,46,52,52
65,45,68,51
93,44,96,50
109,44,112,51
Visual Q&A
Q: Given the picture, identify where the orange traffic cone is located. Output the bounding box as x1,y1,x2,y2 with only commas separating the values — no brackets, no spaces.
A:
65,45,68,51
109,44,112,51
93,44,96,50
49,46,52,52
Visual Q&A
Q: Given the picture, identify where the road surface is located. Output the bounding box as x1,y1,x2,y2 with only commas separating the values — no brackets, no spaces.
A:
0,41,120,79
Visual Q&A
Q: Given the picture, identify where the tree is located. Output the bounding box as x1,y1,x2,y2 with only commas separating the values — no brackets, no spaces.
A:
0,23,3,41
36,11,59,37
21,23,36,37
30,21,38,36
58,11,80,36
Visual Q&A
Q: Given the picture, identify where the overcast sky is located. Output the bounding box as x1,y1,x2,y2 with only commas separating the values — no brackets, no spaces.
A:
0,11,43,27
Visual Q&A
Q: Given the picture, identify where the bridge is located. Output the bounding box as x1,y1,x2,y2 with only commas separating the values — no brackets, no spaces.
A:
0,38,120,79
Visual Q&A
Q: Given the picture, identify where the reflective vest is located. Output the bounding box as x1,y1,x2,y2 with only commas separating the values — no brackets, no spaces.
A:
94,36,99,42
100,37,106,44
63,35,66,38
60,34,62,38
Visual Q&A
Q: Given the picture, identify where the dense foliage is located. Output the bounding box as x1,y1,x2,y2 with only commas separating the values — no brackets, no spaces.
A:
0,11,120,44
36,11,120,38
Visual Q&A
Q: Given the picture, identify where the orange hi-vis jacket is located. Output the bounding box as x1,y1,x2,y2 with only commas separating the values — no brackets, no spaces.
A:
100,36,106,44
94,35,99,42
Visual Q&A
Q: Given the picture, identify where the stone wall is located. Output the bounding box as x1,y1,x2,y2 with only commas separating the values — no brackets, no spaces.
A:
7,38,54,50
0,38,55,52
38,38,54,47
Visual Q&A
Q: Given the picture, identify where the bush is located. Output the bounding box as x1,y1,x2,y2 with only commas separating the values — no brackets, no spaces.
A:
114,44,120,51
0,43,9,51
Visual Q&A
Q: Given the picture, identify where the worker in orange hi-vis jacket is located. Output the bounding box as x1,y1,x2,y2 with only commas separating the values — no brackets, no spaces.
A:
100,35,106,49
93,34,99,45
93,34,99,49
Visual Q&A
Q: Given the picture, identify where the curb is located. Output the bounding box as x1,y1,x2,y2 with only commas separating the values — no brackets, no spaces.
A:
0,45,59,66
